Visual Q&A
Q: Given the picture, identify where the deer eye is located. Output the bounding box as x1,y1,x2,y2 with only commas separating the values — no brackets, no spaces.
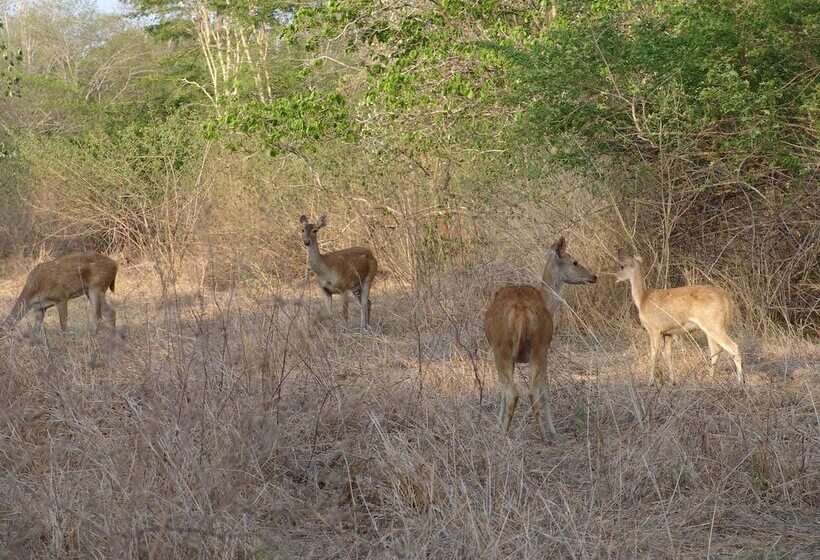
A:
573,261,578,266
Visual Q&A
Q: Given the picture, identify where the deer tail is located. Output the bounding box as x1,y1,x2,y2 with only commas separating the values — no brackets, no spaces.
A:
509,306,534,358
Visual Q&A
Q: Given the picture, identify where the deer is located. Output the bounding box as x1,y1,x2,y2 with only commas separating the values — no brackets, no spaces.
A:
484,237,598,441
299,214,378,329
2,251,118,335
613,249,744,385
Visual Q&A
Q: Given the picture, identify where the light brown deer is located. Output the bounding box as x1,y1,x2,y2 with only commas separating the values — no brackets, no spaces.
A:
484,237,597,441
299,214,378,329
2,251,118,334
613,249,743,384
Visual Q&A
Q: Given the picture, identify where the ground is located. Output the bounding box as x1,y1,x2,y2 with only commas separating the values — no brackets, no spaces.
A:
0,261,817,559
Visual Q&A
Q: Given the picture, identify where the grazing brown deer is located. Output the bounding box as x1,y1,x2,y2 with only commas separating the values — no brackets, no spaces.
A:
484,237,597,441
299,214,378,329
613,249,743,384
2,251,118,334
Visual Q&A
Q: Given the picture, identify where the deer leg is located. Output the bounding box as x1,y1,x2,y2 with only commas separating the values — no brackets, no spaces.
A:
494,354,518,432
56,301,68,332
734,352,744,384
341,292,349,325
694,318,744,384
101,295,116,330
33,307,45,333
647,331,662,386
359,281,371,329
706,335,720,379
709,328,744,384
502,383,519,433
322,288,333,321
663,335,675,384
88,290,102,334
530,352,557,441
91,288,116,331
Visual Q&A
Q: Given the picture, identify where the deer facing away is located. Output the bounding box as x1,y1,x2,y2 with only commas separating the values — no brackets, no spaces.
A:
613,249,743,384
300,215,378,329
3,251,118,334
484,237,598,441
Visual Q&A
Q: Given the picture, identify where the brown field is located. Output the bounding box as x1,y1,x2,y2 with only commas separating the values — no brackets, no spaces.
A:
1,244,817,559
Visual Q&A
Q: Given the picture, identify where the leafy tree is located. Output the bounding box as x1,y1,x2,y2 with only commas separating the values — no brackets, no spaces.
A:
1,19,22,159
128,0,302,105
207,90,357,156
505,0,819,178
1,19,22,97
287,0,549,152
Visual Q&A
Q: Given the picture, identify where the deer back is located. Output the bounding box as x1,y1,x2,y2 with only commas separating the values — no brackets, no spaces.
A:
20,252,117,304
643,285,733,332
320,247,378,291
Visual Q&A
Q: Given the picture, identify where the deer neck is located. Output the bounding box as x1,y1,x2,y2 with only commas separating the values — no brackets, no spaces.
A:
540,259,564,317
3,296,25,329
306,243,331,279
628,265,648,310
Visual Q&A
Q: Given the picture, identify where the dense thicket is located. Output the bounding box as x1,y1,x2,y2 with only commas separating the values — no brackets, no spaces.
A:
0,0,817,332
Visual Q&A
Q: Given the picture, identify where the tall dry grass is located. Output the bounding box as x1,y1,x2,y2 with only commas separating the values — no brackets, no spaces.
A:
0,184,817,558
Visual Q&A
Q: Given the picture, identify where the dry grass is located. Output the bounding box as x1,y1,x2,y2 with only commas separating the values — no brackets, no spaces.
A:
0,238,817,559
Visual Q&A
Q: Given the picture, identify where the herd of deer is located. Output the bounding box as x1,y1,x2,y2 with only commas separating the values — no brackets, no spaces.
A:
1,214,745,441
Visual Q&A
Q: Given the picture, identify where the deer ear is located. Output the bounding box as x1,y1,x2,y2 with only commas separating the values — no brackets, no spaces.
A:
316,214,328,229
617,248,629,263
550,236,566,257
299,215,308,225
634,254,643,263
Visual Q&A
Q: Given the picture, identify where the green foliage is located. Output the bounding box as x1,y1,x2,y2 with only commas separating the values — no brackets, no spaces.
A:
103,110,205,186
14,108,209,251
419,212,465,267
504,0,819,177
130,0,294,38
283,0,818,185
287,0,546,150
1,19,21,157
207,90,357,156
0,21,23,97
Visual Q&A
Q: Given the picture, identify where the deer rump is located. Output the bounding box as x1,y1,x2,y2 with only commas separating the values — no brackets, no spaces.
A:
485,285,554,364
